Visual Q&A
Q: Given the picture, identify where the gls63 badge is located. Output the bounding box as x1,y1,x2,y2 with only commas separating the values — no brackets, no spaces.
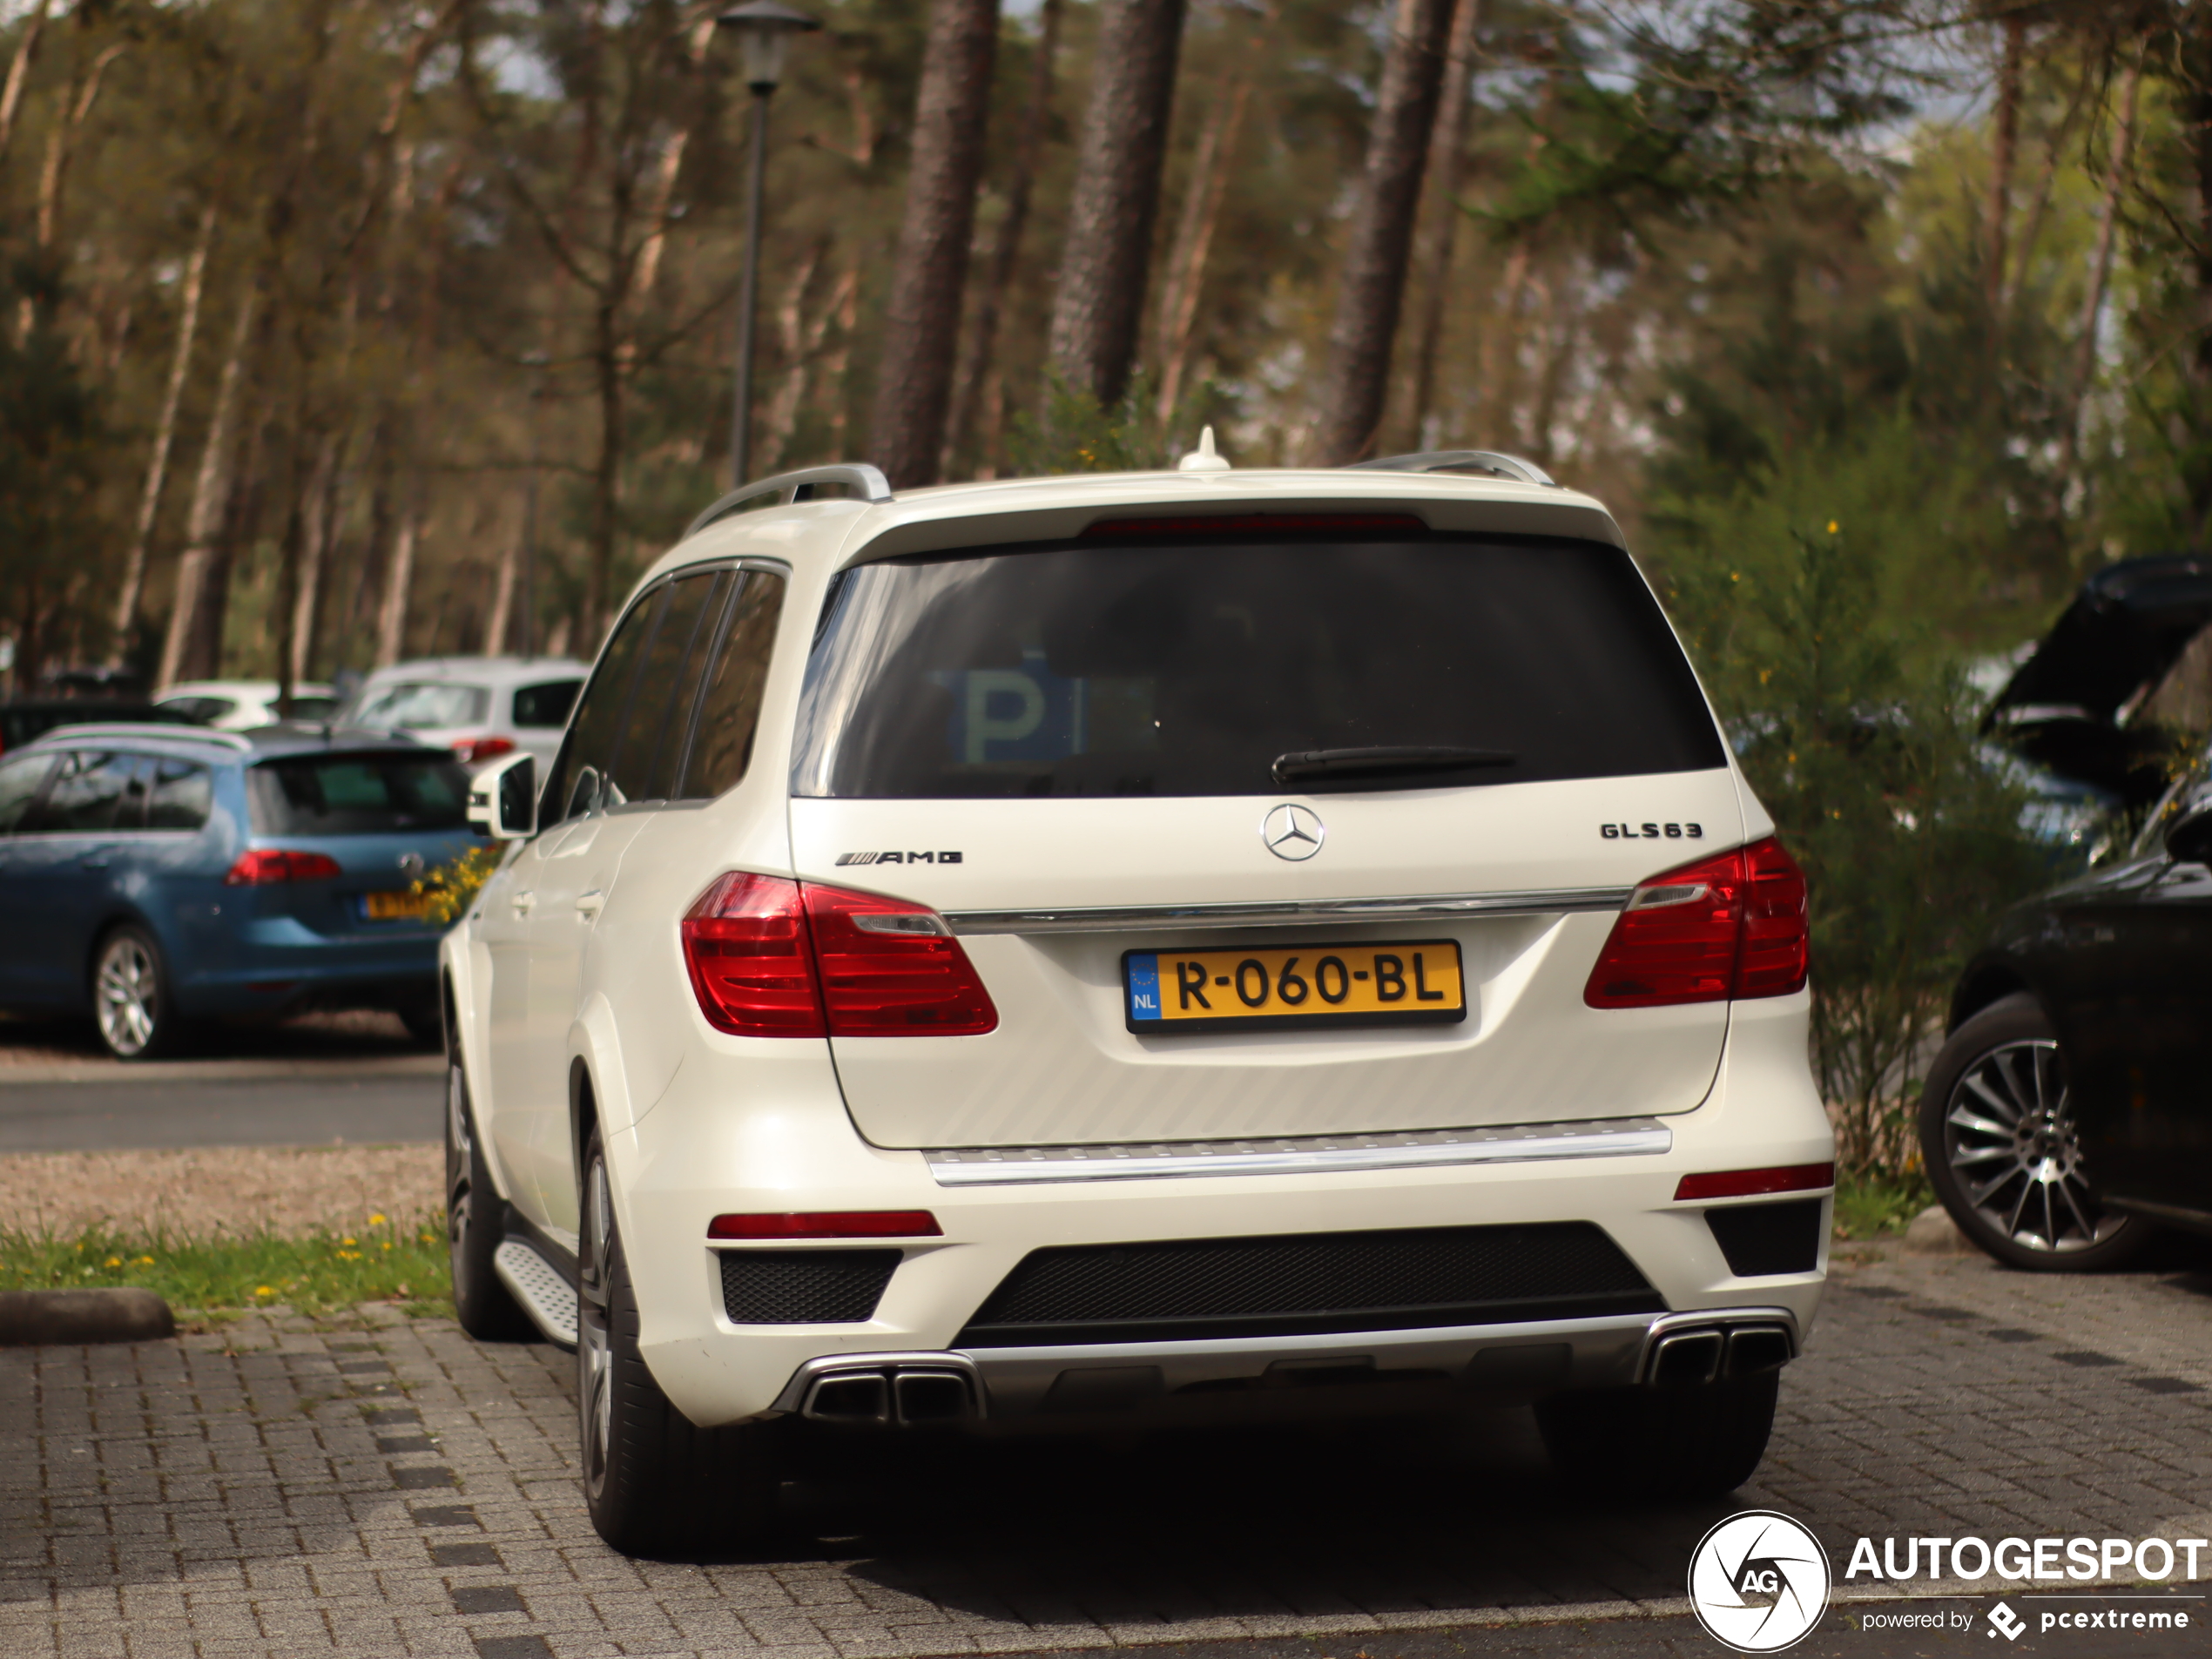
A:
1688,1510,1831,1653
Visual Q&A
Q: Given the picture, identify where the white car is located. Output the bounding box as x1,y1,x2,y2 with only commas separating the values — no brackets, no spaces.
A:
157,679,340,729
343,657,588,769
442,452,1832,1557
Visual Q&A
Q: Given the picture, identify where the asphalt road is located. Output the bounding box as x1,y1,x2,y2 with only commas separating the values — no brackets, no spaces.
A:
0,1071,443,1150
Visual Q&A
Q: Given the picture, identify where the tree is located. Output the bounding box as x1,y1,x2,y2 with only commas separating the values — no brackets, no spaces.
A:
868,0,1000,488
1043,0,1187,408
1305,0,1457,465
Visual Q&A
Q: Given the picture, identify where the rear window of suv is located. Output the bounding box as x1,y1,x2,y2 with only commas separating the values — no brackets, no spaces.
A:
248,753,472,834
791,535,1725,799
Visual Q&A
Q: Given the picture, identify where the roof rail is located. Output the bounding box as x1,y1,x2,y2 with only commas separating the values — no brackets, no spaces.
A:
23,722,252,750
1345,449,1557,488
685,463,894,540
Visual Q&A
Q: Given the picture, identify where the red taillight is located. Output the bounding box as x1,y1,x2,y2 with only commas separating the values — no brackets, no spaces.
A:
681,873,826,1036
1674,1163,1836,1201
679,873,998,1038
225,849,343,885
803,882,998,1036
455,736,516,764
1583,836,1807,1008
707,1211,942,1240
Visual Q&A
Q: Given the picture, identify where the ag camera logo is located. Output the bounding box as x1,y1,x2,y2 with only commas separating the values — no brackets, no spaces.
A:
1689,1510,1831,1652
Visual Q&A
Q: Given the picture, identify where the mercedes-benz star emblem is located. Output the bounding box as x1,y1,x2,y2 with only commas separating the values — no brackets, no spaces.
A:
1261,803,1325,861
397,852,426,879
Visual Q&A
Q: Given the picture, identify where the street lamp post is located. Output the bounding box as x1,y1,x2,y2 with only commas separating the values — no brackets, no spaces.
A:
717,0,821,490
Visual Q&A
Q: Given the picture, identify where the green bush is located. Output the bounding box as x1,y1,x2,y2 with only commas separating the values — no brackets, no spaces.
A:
1655,424,2049,1178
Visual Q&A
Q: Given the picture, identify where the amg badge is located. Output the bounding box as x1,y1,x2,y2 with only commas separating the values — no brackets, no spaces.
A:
835,851,963,866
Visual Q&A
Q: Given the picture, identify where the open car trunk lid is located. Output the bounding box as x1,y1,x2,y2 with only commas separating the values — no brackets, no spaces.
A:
786,526,1743,1150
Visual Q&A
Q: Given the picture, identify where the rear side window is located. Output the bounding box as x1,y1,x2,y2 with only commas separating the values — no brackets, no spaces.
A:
792,536,1724,799
544,567,785,820
288,695,339,721
0,753,55,833
510,679,583,729
149,760,214,831
248,754,471,834
160,696,235,725
354,682,489,729
24,752,151,831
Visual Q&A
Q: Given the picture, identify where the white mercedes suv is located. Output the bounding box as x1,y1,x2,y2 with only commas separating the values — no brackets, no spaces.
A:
442,448,1832,1557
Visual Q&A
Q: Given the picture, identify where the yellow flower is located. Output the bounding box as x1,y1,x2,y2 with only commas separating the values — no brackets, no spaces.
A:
341,1238,357,1247
254,1285,273,1296
1826,520,1838,534
104,1256,122,1267
381,1242,394,1251
369,1214,387,1225
337,1250,362,1262
136,1256,155,1266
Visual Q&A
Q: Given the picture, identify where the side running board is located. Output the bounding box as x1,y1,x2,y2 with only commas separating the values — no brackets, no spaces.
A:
494,1239,579,1350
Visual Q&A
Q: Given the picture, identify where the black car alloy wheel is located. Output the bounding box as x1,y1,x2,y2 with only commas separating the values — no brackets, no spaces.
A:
1920,995,2147,1271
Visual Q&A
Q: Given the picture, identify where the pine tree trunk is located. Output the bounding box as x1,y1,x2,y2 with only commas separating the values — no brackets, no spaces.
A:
290,429,343,684
944,0,1062,476
0,0,50,164
1305,0,1458,465
1044,0,1189,408
1402,0,1483,450
155,286,259,694
376,500,419,668
870,0,1001,488
1150,2,1271,426
2059,51,2144,484
486,536,519,657
111,204,215,663
1985,13,2025,322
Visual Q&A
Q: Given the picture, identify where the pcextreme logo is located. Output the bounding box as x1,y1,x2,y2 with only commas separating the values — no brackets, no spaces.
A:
1688,1510,1833,1652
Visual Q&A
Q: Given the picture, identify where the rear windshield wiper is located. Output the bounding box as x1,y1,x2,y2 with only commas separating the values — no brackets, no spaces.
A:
1271,745,1517,786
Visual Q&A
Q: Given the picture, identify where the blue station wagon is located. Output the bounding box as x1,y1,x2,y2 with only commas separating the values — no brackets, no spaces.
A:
0,723,482,1057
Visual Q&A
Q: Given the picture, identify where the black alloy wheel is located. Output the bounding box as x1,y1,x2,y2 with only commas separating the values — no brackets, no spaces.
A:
1918,994,2148,1271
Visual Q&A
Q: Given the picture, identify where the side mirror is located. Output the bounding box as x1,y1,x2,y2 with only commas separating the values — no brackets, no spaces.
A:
2165,799,2212,866
468,752,536,840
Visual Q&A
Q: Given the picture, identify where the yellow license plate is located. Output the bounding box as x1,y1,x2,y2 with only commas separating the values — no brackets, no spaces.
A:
1124,941,1465,1034
362,890,434,921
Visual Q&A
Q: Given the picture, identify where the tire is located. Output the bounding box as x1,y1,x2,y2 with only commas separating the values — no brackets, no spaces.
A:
1918,993,2150,1271
398,1001,445,1050
91,924,188,1060
1536,1371,1778,1501
577,1128,790,1557
445,1044,535,1341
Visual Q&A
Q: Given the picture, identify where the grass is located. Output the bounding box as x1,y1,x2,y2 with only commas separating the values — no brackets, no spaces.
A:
0,1210,453,1320
1833,1170,1934,1239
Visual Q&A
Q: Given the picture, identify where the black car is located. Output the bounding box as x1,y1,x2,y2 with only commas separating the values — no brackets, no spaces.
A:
1922,766,2212,1270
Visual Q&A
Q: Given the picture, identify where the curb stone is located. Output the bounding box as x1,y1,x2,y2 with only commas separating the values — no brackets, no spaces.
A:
0,1285,177,1345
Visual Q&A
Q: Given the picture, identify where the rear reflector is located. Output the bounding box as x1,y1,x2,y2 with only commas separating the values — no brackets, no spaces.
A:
225,849,343,885
708,1211,943,1240
1674,1163,1837,1201
455,736,516,764
1583,836,1808,1008
1082,512,1426,538
681,873,997,1038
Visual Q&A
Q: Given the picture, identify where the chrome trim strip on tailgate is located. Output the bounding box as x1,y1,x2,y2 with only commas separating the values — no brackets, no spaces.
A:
926,1116,1671,1186
941,886,1631,936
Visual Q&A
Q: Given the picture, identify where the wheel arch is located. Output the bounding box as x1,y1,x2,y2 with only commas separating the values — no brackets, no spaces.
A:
1948,957,2036,1035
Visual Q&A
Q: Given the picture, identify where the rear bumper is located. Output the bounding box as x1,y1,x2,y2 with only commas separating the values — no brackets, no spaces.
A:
769,1305,1800,1430
619,990,1832,1429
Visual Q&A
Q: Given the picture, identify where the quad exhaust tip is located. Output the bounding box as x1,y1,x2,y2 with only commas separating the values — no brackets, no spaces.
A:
1647,1320,1794,1387
802,1364,981,1426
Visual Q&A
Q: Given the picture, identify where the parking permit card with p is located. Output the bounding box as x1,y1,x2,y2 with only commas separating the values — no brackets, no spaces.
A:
1124,941,1465,1035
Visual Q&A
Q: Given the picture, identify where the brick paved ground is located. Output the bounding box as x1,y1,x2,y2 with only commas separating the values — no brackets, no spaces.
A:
3,1240,2210,1659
